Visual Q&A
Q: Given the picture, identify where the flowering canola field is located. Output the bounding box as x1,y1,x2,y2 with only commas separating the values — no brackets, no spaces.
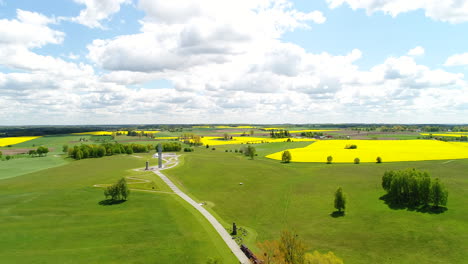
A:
266,140,468,163
199,136,316,146
0,136,42,147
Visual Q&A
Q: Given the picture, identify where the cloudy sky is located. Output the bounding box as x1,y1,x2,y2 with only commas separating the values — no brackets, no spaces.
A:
1,0,468,125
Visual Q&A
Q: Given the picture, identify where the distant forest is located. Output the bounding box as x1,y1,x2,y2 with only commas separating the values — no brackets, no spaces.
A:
0,124,467,137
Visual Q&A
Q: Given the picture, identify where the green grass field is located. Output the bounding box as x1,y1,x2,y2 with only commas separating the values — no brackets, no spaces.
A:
0,154,238,263
165,143,468,264
0,155,69,180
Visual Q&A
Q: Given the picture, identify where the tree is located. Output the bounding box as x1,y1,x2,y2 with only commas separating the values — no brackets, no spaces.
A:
326,156,333,164
431,178,448,208
304,251,344,264
36,146,49,156
334,187,346,213
246,145,256,159
104,177,130,201
250,129,254,136
376,156,382,163
354,157,360,164
62,145,68,153
279,230,306,264
117,178,130,200
0,150,2,158
75,149,83,160
28,150,37,156
223,133,230,140
282,150,292,163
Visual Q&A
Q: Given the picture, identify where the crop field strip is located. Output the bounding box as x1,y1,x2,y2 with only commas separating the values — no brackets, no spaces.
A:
267,139,468,163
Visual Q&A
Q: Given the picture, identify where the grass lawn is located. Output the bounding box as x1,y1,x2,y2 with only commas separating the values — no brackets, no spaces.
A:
0,155,69,180
165,143,468,264
0,155,238,263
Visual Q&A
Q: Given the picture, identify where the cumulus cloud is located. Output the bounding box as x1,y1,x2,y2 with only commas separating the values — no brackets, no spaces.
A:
408,46,425,56
445,53,468,66
326,0,468,23
0,9,64,48
87,0,326,72
1,2,468,124
70,0,130,28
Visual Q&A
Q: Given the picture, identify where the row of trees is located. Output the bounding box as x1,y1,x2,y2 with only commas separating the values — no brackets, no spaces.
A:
382,169,448,208
104,178,130,201
270,130,291,138
160,142,182,152
257,230,343,264
300,132,323,138
67,143,152,160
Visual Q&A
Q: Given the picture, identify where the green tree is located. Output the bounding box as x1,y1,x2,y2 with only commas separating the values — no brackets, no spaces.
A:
75,150,83,160
431,178,448,208
62,144,68,153
376,156,382,163
282,150,292,163
117,178,130,200
0,150,2,158
36,146,49,156
327,156,333,164
354,157,360,164
334,187,346,213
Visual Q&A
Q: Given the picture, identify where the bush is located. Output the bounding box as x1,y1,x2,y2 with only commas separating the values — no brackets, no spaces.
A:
235,149,238,153
327,156,333,164
354,157,360,164
212,147,216,150
345,144,357,149
206,144,210,148
225,149,228,152
376,156,382,163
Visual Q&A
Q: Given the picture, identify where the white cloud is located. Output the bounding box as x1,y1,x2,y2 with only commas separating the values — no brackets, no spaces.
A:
408,46,425,56
70,0,130,28
0,9,64,48
327,0,468,23
445,52,468,66
87,0,326,72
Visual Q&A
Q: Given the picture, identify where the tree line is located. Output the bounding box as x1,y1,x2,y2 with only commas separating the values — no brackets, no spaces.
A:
270,129,291,138
382,169,448,208
67,143,152,160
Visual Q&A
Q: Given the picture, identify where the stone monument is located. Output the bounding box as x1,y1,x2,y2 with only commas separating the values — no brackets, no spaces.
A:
158,143,162,168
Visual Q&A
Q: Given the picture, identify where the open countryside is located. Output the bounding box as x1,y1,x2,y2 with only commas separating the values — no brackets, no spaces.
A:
2,0,468,263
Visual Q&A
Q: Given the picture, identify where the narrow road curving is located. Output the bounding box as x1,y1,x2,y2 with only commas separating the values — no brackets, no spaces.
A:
153,153,251,264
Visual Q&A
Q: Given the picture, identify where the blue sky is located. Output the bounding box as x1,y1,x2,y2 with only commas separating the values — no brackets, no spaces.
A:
0,0,467,124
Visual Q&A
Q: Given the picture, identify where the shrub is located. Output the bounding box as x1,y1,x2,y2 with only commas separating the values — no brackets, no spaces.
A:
212,147,216,150
345,144,357,149
354,157,360,164
327,156,333,164
235,149,238,153
225,150,228,152
376,156,382,163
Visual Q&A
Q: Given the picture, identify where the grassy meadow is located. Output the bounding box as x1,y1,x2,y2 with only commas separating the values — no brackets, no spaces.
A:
0,154,238,263
165,143,468,264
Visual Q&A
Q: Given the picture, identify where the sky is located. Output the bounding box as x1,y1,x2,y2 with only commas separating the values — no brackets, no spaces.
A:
1,0,468,125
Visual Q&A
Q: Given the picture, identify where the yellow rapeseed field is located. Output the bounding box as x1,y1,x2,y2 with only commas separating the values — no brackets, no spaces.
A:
199,136,316,146
266,140,468,163
0,136,42,147
135,131,160,134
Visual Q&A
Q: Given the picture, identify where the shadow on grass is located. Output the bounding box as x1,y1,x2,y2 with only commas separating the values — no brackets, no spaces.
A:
98,199,127,206
330,211,345,218
379,194,447,214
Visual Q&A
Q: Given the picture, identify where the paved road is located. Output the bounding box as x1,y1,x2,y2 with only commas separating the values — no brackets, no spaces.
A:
153,154,251,264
